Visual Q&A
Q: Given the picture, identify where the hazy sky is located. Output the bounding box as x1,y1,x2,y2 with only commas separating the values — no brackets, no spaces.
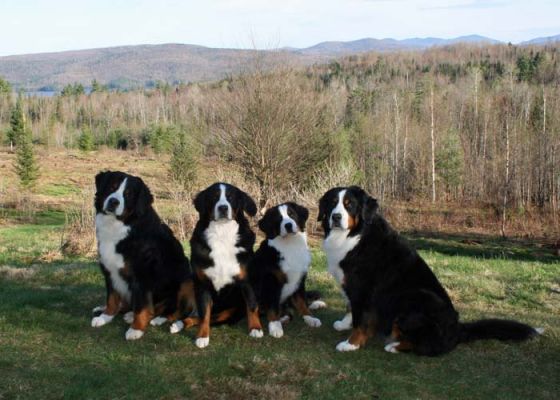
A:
1,0,559,56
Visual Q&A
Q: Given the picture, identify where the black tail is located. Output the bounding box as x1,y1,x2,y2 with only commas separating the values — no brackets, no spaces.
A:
459,319,542,343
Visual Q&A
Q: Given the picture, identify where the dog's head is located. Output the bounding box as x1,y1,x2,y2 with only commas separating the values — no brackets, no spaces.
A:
94,171,154,220
193,182,257,222
317,186,378,235
258,202,309,239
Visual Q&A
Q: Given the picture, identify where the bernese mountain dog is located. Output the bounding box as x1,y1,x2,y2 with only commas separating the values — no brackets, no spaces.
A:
318,186,543,356
92,171,195,340
248,202,323,338
170,182,263,348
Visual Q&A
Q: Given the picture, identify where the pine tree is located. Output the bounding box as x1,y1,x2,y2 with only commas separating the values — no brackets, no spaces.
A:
14,121,39,189
168,130,198,190
7,95,25,151
0,76,11,94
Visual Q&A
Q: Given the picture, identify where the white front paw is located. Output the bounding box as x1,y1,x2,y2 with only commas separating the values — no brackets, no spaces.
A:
384,342,400,353
268,321,284,338
125,328,144,341
249,329,264,338
150,316,167,326
123,311,134,324
91,313,114,327
309,300,327,310
170,320,184,334
333,313,352,331
336,340,360,352
303,315,322,328
195,337,210,348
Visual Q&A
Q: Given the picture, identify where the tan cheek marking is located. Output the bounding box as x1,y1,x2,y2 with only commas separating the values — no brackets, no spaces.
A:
347,214,359,230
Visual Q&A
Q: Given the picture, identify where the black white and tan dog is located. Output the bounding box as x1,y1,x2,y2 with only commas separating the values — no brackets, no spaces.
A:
249,202,323,338
318,186,543,356
92,171,194,340
170,182,263,348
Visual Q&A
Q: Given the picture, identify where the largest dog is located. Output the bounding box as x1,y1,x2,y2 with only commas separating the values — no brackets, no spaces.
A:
319,186,542,356
92,171,194,340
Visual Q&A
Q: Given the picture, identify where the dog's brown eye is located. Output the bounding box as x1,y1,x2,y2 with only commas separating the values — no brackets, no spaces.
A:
124,189,130,196
344,199,350,207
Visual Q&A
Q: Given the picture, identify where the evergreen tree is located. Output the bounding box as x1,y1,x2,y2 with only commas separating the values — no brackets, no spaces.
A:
13,116,39,188
0,76,11,94
91,79,101,93
168,130,198,190
78,129,95,151
7,95,25,150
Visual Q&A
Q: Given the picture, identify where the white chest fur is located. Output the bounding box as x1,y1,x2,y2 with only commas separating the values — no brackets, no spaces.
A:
204,220,245,292
95,213,131,300
322,230,360,286
268,232,311,303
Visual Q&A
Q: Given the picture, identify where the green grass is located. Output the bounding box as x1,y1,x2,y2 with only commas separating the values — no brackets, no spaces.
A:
1,223,559,399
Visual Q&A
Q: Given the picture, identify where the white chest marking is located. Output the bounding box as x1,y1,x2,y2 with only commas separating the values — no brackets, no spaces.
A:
96,213,131,300
322,229,360,286
268,232,311,303
204,220,244,291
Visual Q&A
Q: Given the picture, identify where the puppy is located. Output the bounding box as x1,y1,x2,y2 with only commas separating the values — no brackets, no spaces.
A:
318,186,542,355
171,182,263,348
92,171,194,340
249,202,322,338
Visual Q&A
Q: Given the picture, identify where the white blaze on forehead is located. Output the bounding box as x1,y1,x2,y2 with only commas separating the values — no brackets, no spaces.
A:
330,189,350,230
278,204,298,236
103,177,128,216
214,184,232,220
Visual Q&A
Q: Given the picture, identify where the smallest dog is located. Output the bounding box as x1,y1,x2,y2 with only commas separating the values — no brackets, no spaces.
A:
249,203,323,338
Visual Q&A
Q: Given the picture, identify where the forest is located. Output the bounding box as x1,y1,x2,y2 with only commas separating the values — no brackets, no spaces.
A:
1,43,559,238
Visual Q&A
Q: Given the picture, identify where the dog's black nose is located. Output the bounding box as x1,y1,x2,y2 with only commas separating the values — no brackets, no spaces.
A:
218,205,229,215
284,222,293,233
331,213,342,223
106,197,120,211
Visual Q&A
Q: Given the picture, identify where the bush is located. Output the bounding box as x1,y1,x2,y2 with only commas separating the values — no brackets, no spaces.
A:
168,129,199,190
78,129,95,151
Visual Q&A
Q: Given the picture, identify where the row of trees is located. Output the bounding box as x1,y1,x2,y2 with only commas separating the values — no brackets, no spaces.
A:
0,43,558,217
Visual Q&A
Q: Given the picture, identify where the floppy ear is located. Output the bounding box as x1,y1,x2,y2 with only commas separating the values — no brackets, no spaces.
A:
135,177,154,216
95,171,111,191
293,203,309,224
317,189,335,222
361,195,379,224
241,190,257,217
193,189,207,214
258,214,272,237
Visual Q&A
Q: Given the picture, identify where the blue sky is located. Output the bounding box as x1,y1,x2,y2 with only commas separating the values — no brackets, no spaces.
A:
1,0,559,56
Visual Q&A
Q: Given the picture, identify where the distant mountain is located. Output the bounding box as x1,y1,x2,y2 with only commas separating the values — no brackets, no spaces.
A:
520,34,560,45
297,35,502,55
0,44,320,91
0,34,557,91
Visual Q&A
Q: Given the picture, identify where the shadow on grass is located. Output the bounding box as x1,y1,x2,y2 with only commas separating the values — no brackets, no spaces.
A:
403,230,559,264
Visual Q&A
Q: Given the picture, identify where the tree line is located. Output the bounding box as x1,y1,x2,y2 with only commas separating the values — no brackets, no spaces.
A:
0,43,558,220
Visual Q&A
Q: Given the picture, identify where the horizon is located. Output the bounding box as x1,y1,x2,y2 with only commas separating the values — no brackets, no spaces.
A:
1,0,559,57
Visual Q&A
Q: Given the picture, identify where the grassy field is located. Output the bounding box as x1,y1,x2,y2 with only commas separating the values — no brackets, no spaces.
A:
0,148,559,399
1,215,559,400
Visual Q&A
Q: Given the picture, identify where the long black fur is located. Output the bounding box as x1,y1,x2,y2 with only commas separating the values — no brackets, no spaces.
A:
94,171,193,332
319,186,540,356
190,182,259,326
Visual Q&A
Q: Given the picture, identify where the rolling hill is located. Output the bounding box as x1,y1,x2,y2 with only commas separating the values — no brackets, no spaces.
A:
0,34,555,91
